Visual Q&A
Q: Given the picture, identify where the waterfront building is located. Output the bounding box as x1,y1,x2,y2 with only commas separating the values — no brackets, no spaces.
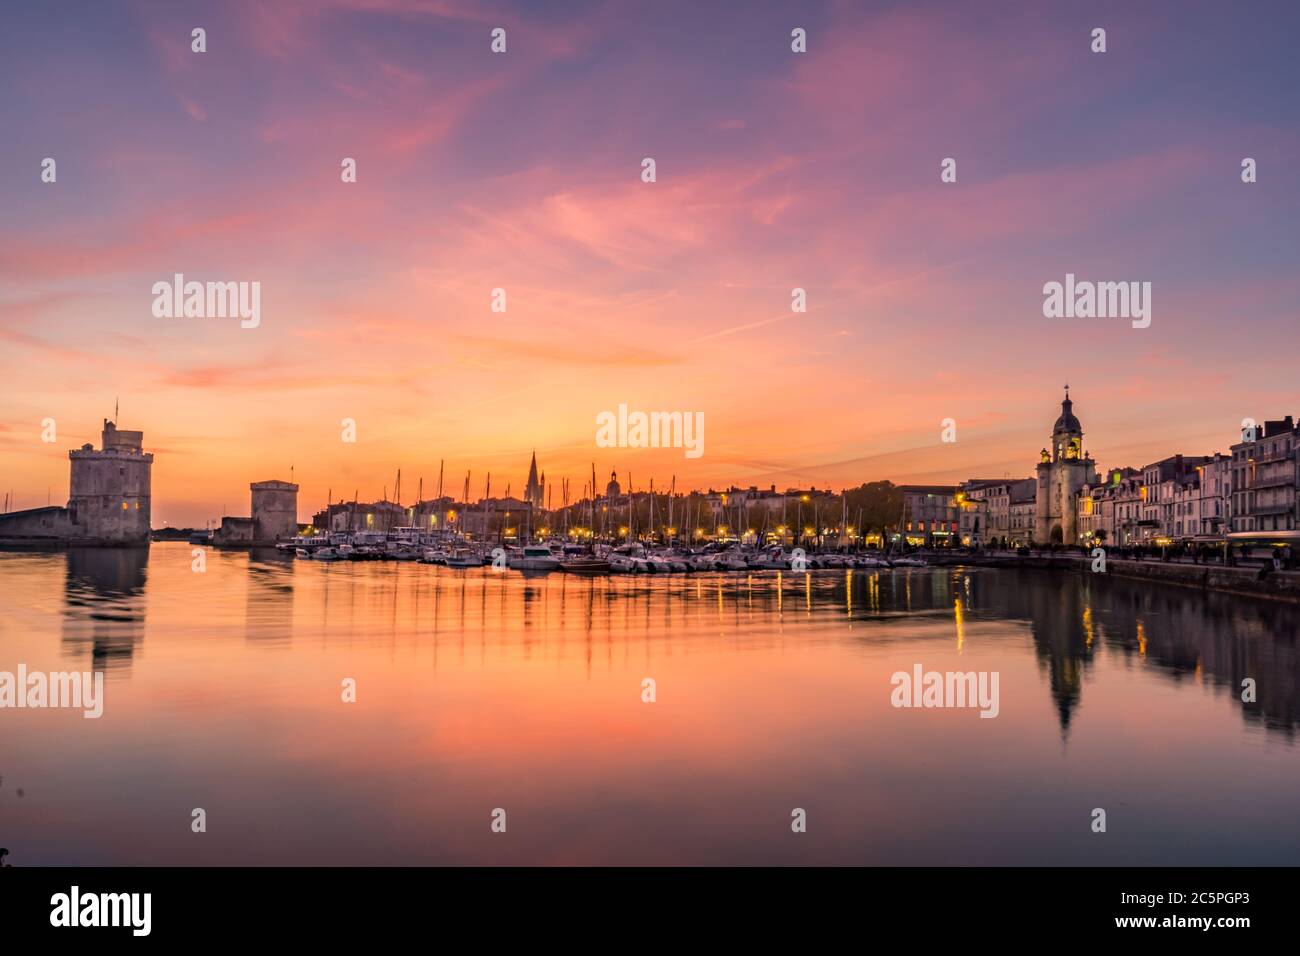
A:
1033,388,1100,545
409,496,458,531
1077,467,1139,545
1193,454,1233,540
1167,453,1233,542
954,487,984,546
898,485,959,547
705,485,833,523
1107,469,1146,545
1229,416,1299,544
0,419,153,547
1077,481,1105,544
1007,479,1037,547
1170,472,1201,540
959,478,1031,546
961,479,1001,544
1137,454,1210,544
313,499,408,533
458,496,532,539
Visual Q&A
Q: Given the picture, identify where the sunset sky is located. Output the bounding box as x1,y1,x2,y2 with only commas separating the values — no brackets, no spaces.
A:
2,0,1297,526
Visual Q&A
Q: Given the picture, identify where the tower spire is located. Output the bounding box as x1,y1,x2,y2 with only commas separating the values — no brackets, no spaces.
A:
525,450,542,508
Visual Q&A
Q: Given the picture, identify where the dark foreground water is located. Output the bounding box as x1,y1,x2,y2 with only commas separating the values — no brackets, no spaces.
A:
1,542,1297,865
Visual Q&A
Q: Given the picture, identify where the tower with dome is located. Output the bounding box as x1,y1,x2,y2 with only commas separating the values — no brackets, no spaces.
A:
1034,387,1099,544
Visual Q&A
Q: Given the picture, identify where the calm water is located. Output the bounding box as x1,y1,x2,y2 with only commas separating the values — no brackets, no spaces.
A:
1,542,1298,866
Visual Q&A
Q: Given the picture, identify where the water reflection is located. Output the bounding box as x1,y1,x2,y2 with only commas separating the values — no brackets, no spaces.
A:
245,547,294,647
46,550,1300,739
981,569,1298,737
4,546,1300,864
227,560,1300,739
60,547,149,671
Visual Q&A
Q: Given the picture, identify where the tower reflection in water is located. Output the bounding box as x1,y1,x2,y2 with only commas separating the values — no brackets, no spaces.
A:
245,546,295,647
685,567,1300,739
60,546,149,672
926,569,1300,738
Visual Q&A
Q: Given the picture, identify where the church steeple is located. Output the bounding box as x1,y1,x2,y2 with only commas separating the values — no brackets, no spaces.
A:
524,451,542,508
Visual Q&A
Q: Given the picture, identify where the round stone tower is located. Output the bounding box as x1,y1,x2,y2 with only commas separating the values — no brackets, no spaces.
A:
68,420,153,545
251,480,300,544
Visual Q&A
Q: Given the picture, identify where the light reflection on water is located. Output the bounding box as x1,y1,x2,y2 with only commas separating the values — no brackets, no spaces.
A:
1,542,1298,865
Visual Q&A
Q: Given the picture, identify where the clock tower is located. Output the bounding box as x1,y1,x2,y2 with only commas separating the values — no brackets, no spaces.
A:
1034,387,1099,544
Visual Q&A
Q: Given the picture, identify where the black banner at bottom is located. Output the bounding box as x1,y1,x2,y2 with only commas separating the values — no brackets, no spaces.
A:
0,867,1280,942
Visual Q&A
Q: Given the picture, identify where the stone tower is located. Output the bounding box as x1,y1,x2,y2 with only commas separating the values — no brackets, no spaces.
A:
1034,388,1099,545
68,420,153,545
251,480,300,542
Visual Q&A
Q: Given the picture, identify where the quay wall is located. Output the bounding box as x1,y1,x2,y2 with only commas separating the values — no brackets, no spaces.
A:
928,552,1300,602
0,504,152,548
0,506,79,545
1096,558,1300,601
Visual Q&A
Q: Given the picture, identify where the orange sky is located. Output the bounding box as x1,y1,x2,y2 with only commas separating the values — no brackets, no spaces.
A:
2,0,1297,525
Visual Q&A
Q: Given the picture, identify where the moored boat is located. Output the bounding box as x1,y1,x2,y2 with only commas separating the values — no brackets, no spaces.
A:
560,557,612,576
509,546,561,571
445,548,482,569
717,550,750,571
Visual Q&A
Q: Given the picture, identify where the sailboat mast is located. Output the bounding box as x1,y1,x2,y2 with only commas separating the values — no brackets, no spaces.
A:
669,476,675,544
437,459,445,533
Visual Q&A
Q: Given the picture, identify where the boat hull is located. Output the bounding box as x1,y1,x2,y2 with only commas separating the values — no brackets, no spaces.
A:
560,560,612,576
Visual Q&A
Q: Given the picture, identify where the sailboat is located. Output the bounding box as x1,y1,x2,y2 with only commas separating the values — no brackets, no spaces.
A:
560,462,611,575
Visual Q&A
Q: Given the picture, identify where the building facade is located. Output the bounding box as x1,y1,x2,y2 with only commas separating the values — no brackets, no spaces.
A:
899,485,958,547
1008,479,1037,546
1230,417,1298,540
1193,454,1233,540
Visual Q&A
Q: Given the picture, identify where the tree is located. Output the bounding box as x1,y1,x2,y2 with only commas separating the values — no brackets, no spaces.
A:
842,481,904,540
